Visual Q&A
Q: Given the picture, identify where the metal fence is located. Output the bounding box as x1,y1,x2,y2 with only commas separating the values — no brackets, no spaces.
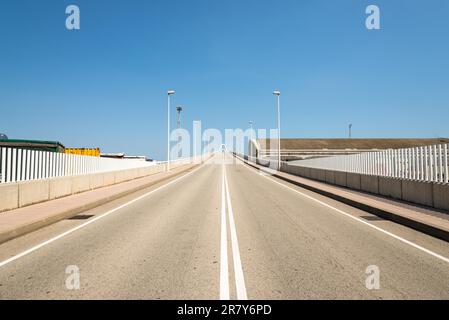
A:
0,147,154,183
291,144,449,184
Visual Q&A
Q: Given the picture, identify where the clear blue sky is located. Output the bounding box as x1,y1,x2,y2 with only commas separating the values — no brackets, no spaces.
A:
1,0,448,160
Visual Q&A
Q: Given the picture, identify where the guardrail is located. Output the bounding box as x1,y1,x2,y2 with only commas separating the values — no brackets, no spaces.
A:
0,147,154,183
291,144,449,184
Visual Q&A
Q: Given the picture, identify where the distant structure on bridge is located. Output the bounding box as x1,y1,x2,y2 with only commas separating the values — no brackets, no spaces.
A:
0,138,152,161
250,138,449,161
0,139,66,153
100,153,152,162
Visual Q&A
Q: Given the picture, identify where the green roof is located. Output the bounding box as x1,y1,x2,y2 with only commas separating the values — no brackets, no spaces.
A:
0,139,64,146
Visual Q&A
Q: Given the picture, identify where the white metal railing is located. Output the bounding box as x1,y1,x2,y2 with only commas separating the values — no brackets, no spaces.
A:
0,147,155,183
291,144,449,184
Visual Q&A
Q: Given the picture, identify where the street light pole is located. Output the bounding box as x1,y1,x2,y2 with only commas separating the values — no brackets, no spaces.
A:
167,90,175,171
176,105,183,159
273,90,281,170
249,121,253,160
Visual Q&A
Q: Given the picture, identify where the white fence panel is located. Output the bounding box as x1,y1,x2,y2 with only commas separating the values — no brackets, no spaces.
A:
291,144,449,185
0,148,156,184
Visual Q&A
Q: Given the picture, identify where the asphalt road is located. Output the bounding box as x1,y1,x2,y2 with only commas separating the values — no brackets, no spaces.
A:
1,153,449,299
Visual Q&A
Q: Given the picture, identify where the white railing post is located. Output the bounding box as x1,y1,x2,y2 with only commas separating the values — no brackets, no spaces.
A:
6,148,12,183
25,150,30,181
445,144,448,184
18,149,24,182
438,144,443,182
407,148,412,179
43,152,48,179
30,150,35,180
424,146,429,181
414,147,419,180
429,146,434,182
385,149,391,177
49,152,54,178
11,148,17,182
0,148,5,183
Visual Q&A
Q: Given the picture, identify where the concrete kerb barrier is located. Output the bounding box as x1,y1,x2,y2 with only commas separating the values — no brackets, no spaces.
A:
0,162,203,245
346,173,361,190
0,183,19,212
325,170,335,185
18,179,50,207
360,174,379,194
0,155,211,213
239,154,449,214
401,179,434,208
433,183,449,212
378,176,402,199
72,175,91,194
334,171,347,187
49,176,73,200
235,154,449,242
89,173,105,190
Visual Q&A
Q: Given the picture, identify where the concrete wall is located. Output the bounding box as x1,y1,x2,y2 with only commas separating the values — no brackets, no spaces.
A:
0,155,208,213
281,163,449,213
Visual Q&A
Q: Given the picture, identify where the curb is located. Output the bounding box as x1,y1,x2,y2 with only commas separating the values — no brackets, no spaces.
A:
0,164,199,245
236,155,449,243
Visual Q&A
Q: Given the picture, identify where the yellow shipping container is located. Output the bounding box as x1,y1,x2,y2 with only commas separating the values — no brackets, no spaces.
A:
65,148,100,157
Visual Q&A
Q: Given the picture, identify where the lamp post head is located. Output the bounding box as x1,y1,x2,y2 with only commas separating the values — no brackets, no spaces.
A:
176,105,183,112
273,90,280,96
167,90,175,95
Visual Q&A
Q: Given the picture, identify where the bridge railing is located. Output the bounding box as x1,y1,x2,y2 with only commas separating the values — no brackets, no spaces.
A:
0,147,154,184
291,144,449,184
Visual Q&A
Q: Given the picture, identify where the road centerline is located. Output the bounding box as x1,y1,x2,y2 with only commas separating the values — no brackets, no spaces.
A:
224,157,248,300
220,156,230,300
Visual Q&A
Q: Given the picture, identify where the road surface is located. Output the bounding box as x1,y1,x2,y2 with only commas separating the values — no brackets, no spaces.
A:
1,153,449,299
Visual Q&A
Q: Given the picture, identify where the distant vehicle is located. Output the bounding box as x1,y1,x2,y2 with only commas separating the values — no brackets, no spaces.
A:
0,133,8,140
221,144,226,152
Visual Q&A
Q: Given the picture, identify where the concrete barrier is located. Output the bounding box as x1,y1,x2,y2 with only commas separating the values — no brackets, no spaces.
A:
49,177,73,200
244,155,449,212
334,171,347,187
89,173,105,190
0,155,210,213
325,170,335,185
252,158,449,213
302,167,311,179
433,183,449,212
72,175,91,194
18,180,50,207
360,175,379,194
378,177,402,199
0,183,19,212
401,180,433,207
103,172,116,186
346,173,361,190
317,169,326,182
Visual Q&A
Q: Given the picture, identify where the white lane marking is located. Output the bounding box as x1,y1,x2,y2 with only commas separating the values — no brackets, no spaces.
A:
236,156,449,265
0,161,211,269
224,162,248,300
220,156,230,300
